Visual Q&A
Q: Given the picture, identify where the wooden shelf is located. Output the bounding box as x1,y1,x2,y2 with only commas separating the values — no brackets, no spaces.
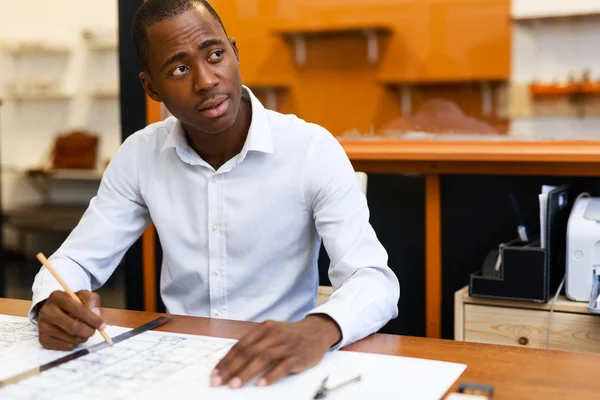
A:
3,204,88,233
244,81,288,111
86,41,117,51
245,82,288,91
377,78,506,118
582,82,600,94
24,169,104,201
89,88,120,99
7,43,70,56
8,92,71,101
530,83,577,96
27,168,104,181
378,77,507,85
512,2,600,21
512,11,600,21
272,22,391,36
530,83,600,96
272,22,392,66
82,28,118,51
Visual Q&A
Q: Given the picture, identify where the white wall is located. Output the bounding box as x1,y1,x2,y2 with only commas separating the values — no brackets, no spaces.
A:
511,17,600,84
0,0,121,209
512,0,600,19
510,7,600,139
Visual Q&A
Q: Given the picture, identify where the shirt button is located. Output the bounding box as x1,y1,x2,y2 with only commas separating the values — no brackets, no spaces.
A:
213,269,220,276
213,310,221,317
212,224,219,231
211,175,217,183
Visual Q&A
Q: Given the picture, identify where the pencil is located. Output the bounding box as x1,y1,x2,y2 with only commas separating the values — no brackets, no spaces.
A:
36,252,113,345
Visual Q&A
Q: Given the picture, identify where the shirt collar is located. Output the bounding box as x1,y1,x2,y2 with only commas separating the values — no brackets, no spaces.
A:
161,85,274,156
244,86,274,154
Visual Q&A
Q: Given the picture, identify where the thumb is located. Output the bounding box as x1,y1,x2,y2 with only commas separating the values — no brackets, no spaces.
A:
76,290,102,317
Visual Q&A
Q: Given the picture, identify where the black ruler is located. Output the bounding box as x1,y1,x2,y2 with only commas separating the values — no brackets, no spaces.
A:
0,316,172,388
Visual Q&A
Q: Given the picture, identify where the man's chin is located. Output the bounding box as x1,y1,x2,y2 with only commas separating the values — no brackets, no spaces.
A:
189,117,235,135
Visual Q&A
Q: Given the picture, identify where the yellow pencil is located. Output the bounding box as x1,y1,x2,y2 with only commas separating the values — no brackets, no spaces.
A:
36,252,113,345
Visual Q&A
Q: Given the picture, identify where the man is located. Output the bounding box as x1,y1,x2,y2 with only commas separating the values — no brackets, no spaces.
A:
31,0,399,390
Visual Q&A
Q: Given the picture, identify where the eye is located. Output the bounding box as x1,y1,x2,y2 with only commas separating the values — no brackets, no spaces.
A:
209,50,224,62
171,65,188,76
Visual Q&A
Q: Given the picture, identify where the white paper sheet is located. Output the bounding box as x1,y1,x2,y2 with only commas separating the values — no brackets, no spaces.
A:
0,314,129,382
0,315,467,400
539,185,556,248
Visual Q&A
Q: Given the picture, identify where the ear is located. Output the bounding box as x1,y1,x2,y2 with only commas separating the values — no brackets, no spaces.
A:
229,38,240,64
139,71,162,102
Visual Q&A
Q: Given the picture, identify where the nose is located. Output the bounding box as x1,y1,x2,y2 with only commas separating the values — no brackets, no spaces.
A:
193,63,219,93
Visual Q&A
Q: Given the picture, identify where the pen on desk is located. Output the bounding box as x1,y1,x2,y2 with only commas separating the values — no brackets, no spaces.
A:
509,193,529,242
36,252,113,345
313,375,362,399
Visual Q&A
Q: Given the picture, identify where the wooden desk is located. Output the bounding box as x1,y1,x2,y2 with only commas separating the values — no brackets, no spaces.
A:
2,298,600,399
340,139,600,339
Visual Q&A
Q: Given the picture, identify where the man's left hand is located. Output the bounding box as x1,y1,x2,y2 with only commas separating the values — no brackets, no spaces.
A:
211,314,342,389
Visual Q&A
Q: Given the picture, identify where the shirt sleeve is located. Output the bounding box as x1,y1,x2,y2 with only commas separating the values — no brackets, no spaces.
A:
29,135,151,323
303,128,400,349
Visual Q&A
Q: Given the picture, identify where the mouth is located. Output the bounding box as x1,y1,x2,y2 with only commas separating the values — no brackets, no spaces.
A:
197,96,229,119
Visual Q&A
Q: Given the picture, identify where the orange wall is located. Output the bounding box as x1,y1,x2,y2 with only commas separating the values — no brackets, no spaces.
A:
207,0,510,136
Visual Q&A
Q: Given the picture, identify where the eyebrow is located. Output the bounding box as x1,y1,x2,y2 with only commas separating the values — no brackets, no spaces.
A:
160,52,187,73
160,39,225,73
199,38,223,50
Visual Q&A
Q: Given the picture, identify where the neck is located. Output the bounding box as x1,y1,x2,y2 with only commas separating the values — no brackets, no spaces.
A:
183,92,252,170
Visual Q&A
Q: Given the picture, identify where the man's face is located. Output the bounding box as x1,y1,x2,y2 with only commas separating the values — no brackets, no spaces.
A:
140,7,242,135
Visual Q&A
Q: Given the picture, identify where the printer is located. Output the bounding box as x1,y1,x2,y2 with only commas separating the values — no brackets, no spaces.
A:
566,196,600,313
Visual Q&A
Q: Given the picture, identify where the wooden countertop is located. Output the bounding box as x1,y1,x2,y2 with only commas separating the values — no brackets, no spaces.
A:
338,139,600,175
3,298,600,399
339,139,600,162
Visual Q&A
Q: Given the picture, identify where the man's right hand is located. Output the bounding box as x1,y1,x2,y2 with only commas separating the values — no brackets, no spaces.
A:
37,290,105,351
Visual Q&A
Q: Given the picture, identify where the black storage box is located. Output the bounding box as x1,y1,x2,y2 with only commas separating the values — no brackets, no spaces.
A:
469,185,571,303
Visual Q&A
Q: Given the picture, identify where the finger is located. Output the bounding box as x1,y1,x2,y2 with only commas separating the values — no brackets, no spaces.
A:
40,300,95,340
38,320,86,346
212,322,273,385
256,357,297,387
216,337,278,387
39,333,77,351
220,333,289,388
51,291,105,330
232,343,291,389
214,322,285,386
77,291,102,317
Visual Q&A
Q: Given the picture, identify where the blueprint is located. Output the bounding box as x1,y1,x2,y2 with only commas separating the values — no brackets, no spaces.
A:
0,314,467,400
0,314,128,382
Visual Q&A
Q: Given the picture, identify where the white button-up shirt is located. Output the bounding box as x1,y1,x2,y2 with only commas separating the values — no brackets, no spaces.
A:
31,87,399,348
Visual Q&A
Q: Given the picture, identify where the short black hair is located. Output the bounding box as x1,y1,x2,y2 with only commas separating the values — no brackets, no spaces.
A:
132,0,228,72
